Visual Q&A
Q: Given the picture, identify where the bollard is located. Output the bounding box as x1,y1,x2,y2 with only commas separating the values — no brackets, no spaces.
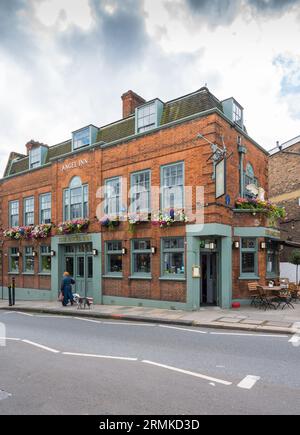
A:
12,278,15,306
8,285,12,307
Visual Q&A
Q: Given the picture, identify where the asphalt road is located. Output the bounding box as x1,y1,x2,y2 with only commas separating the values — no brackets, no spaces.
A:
0,310,299,415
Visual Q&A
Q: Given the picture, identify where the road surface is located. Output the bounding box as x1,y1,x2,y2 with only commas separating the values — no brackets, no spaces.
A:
0,310,299,415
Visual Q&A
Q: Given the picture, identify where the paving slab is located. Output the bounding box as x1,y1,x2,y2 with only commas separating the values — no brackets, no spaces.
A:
265,321,293,328
240,319,265,325
216,317,244,323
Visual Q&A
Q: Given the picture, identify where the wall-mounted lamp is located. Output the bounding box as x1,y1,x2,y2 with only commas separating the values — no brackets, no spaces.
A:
233,241,240,249
50,250,56,257
260,241,266,250
92,249,98,257
209,243,216,250
151,246,156,255
32,251,38,257
121,247,127,255
16,252,22,258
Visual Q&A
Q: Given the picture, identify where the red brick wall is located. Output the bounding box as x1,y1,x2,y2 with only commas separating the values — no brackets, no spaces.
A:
0,112,269,300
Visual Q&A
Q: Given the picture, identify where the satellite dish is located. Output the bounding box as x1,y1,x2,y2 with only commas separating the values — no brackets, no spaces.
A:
246,184,259,196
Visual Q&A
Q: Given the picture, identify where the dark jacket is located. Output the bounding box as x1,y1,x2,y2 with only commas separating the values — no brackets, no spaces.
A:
61,276,75,293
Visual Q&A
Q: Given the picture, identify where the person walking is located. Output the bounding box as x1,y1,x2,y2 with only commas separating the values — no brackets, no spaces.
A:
60,271,75,307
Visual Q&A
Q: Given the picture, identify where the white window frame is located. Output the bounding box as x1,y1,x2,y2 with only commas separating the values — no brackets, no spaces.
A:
130,170,151,214
104,177,121,217
161,162,184,211
39,193,51,224
9,200,19,227
30,147,41,169
24,197,35,226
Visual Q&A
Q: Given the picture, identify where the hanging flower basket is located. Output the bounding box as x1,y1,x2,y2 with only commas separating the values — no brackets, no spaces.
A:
152,209,188,228
235,197,286,227
100,216,120,230
3,224,53,240
31,224,53,239
57,219,89,235
128,213,151,233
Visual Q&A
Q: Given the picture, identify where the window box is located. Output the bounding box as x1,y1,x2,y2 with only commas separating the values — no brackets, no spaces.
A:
56,219,89,235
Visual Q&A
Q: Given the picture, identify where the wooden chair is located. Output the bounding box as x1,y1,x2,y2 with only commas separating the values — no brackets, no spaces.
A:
247,282,261,307
288,283,299,303
257,286,277,310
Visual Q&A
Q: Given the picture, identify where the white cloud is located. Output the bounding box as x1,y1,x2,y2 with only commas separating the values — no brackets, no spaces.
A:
0,0,300,177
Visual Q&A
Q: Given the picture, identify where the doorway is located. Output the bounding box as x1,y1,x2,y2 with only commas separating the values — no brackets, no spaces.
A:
200,252,218,306
63,244,93,297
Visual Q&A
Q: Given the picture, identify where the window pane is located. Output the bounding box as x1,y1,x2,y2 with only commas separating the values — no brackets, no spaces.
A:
137,103,156,132
133,253,151,273
10,256,19,273
163,252,184,275
163,238,184,249
131,171,150,212
242,253,255,274
41,255,51,273
107,241,122,251
77,257,84,277
73,128,90,149
105,178,120,215
242,238,256,249
133,240,150,250
25,256,34,272
107,254,122,273
88,256,93,278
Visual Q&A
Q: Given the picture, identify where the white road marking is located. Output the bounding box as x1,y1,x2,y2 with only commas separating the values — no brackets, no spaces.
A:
62,352,138,361
72,317,103,324
141,360,232,386
289,335,300,345
11,311,34,317
159,325,207,334
22,339,60,354
210,332,288,338
0,337,20,341
237,375,261,390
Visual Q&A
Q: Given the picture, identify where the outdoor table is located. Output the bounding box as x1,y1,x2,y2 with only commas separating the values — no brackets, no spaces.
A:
259,286,294,310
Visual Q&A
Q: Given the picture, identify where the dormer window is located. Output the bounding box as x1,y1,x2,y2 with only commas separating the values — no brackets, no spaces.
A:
137,103,156,133
73,127,90,150
135,99,164,134
30,147,41,169
233,102,242,125
72,125,99,151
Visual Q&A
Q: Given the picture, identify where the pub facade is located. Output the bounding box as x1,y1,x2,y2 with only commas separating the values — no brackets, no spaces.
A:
0,87,281,309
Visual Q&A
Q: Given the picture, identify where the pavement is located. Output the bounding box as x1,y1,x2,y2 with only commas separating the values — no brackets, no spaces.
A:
1,298,300,335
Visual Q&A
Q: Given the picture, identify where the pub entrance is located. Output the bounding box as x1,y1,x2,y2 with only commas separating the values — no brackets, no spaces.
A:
199,240,219,306
63,243,93,297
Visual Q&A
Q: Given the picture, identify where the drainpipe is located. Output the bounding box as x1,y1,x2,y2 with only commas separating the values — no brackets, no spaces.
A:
237,136,247,197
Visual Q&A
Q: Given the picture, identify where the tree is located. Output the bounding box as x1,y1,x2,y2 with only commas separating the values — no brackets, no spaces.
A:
289,250,300,285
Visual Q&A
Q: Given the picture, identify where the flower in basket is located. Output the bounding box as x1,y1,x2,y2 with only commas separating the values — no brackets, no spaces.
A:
31,224,52,239
100,215,120,230
57,219,89,235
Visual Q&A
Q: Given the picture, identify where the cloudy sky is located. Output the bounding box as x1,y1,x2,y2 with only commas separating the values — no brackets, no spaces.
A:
0,0,300,175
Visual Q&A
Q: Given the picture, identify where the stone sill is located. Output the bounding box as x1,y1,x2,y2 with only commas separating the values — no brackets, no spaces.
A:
233,208,268,213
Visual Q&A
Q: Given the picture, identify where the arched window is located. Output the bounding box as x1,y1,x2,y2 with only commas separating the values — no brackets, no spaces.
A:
63,177,88,220
244,163,257,198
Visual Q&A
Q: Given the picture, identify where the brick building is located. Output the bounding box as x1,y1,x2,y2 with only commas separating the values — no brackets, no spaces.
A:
0,87,279,309
269,135,300,281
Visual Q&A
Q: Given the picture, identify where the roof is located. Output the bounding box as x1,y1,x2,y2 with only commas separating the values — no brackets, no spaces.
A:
269,134,300,156
2,87,252,179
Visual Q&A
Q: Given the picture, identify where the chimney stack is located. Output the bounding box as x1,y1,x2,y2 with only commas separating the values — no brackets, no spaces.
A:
121,90,146,118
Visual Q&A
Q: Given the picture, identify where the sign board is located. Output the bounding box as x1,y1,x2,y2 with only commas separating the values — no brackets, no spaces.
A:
58,234,92,243
61,159,89,172
215,159,226,198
